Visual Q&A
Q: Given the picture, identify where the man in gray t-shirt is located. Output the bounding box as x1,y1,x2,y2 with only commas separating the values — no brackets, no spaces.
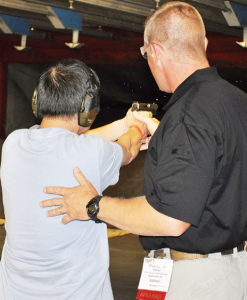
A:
0,59,147,299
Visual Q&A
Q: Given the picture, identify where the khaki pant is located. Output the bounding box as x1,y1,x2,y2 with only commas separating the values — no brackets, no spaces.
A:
165,248,247,300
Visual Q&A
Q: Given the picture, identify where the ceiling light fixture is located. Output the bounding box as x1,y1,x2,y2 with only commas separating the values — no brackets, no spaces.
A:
155,0,160,8
69,0,74,9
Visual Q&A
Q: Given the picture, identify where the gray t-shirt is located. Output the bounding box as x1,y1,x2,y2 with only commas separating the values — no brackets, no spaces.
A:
0,126,123,299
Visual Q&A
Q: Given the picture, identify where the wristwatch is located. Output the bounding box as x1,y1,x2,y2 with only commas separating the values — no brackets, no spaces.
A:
86,195,103,223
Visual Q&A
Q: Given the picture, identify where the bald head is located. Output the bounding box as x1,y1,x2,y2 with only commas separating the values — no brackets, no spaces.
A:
144,1,207,65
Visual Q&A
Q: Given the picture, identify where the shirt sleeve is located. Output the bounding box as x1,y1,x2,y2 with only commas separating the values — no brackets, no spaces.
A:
145,122,217,227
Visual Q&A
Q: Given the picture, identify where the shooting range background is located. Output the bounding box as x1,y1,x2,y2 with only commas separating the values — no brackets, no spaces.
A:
0,28,247,300
1,29,247,139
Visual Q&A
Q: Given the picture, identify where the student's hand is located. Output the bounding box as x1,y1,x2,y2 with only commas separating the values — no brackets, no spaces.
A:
40,167,98,224
129,120,149,140
133,111,160,136
125,109,152,130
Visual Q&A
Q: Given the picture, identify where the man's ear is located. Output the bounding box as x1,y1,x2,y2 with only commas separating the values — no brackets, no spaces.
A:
204,37,208,51
150,43,162,67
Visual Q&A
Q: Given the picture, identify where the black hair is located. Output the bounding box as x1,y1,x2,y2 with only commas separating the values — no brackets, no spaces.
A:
36,59,99,120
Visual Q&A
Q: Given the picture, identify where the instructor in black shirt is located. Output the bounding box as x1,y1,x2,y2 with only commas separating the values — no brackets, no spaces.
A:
41,2,247,299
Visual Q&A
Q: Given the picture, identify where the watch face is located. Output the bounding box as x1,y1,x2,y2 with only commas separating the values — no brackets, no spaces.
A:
88,203,97,215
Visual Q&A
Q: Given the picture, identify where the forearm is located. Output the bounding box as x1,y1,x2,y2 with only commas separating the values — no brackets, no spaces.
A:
116,127,142,166
41,169,190,234
86,118,128,142
98,196,190,236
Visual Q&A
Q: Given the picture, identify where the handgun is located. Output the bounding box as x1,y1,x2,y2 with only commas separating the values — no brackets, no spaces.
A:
131,102,158,116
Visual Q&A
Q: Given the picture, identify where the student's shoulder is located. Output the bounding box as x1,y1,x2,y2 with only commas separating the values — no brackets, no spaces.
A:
2,128,27,152
81,134,122,152
5,128,27,142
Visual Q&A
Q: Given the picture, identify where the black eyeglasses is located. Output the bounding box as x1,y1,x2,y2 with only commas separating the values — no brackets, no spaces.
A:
140,46,148,60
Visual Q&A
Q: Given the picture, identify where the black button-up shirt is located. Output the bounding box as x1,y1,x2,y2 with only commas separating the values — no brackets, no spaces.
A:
140,67,247,254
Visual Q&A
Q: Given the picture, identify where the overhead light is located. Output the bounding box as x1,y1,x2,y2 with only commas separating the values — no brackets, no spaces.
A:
222,1,247,48
155,0,160,8
47,6,84,49
236,26,247,48
65,29,85,49
0,14,31,51
69,0,74,9
14,35,31,51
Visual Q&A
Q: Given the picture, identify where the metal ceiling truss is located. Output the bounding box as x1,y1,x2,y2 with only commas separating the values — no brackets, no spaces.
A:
0,0,247,44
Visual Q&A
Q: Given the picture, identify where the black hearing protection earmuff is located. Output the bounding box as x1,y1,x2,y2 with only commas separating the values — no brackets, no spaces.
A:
32,62,100,127
32,88,38,118
78,62,100,127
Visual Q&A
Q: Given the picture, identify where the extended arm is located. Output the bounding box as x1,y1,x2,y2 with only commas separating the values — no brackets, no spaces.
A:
84,109,154,142
116,124,144,166
85,117,128,142
41,168,190,236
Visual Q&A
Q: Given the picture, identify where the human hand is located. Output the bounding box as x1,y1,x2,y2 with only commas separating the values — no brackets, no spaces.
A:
133,111,160,136
140,136,152,151
125,108,152,130
40,167,98,224
129,120,148,140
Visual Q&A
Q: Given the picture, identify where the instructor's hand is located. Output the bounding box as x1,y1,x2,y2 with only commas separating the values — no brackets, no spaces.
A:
40,167,98,224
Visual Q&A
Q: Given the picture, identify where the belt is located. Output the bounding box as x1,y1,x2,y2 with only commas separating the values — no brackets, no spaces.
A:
152,242,246,261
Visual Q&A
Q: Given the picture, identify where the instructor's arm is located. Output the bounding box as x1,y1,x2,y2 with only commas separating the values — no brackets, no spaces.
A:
40,168,190,236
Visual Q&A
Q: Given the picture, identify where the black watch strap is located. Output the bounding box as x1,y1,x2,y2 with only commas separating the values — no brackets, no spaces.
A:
86,195,103,223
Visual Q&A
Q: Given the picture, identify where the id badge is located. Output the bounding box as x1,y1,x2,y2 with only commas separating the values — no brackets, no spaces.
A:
136,257,173,300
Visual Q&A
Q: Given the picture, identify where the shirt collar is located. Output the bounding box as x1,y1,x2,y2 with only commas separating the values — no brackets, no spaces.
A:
163,67,220,111
28,125,74,140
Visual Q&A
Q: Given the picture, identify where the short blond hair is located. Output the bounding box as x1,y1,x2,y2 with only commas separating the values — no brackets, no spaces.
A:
144,1,206,64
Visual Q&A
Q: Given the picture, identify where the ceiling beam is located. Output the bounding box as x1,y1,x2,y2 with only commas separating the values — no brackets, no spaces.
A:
0,0,48,14
190,0,229,11
78,12,145,32
116,0,156,9
0,0,244,37
0,6,49,24
22,0,147,26
0,0,146,32
230,0,247,6
24,0,154,16
74,0,154,16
